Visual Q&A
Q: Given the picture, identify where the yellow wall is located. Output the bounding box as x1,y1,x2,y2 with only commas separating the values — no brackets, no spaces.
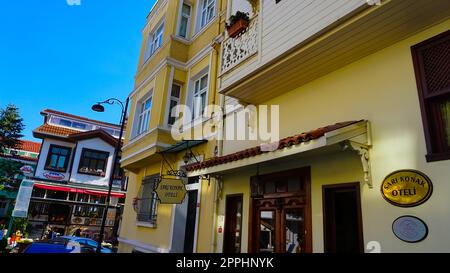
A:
215,19,450,253
119,0,228,252
119,164,174,250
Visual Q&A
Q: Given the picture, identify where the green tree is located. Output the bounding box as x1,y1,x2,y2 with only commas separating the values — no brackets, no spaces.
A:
0,159,23,188
0,104,25,152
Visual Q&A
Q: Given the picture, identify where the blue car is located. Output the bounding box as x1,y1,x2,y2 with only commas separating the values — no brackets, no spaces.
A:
23,240,82,253
59,236,113,253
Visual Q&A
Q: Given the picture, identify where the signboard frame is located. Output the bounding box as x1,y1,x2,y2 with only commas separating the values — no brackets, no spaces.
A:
381,169,433,207
154,177,187,204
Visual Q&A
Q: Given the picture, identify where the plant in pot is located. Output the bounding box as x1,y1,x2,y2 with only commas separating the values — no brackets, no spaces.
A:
226,11,250,38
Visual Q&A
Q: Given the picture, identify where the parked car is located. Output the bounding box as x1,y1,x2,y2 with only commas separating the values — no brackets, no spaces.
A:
23,239,82,253
59,236,113,253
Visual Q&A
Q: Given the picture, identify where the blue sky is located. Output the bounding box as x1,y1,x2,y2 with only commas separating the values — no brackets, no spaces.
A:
0,0,155,141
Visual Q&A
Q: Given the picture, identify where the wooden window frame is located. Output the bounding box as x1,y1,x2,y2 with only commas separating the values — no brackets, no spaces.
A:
44,144,72,172
411,30,450,162
77,148,110,177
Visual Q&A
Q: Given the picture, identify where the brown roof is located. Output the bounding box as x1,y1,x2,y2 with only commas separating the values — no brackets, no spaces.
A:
41,109,121,128
34,123,80,138
69,129,118,147
16,140,41,153
186,121,361,172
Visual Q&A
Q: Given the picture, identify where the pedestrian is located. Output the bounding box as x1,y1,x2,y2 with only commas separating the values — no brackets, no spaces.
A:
47,228,53,240
72,228,81,237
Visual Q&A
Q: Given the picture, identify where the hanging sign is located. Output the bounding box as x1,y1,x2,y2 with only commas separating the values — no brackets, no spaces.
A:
155,178,187,204
381,169,433,207
392,216,428,243
12,179,35,218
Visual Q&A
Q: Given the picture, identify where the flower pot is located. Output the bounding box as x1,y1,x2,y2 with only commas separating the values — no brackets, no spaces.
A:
227,18,249,38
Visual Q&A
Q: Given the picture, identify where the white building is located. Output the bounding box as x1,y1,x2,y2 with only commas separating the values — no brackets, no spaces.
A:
26,109,127,241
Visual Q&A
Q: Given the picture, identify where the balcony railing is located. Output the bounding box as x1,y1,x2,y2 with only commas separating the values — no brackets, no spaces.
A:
221,16,258,74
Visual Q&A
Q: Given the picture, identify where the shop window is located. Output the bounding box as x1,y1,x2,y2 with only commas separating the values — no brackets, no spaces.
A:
78,148,109,177
412,30,450,162
135,175,159,225
32,188,46,198
251,169,306,197
45,144,71,172
46,190,68,200
77,193,90,202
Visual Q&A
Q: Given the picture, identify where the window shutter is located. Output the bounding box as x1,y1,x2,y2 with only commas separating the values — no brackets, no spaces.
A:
412,30,450,161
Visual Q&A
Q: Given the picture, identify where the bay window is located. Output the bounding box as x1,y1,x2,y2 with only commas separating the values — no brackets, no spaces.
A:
167,83,182,126
192,74,208,120
178,3,192,39
200,0,215,29
136,96,152,136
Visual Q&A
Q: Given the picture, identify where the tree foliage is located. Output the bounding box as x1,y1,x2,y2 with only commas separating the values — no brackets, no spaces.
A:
0,104,25,152
0,158,23,188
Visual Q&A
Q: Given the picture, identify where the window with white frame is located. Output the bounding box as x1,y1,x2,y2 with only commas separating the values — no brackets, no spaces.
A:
167,83,182,126
178,3,192,39
136,96,152,136
192,74,208,120
200,0,215,29
144,23,165,62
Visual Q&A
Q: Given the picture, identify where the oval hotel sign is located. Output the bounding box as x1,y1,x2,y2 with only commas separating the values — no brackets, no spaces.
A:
381,170,433,207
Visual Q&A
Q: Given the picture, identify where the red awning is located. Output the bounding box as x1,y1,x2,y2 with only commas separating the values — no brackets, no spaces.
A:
33,183,126,198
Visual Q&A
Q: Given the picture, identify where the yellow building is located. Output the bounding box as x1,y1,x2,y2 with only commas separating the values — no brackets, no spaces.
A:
118,0,228,253
186,0,450,253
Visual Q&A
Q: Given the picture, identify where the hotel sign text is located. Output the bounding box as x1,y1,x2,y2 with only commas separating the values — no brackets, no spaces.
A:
381,170,433,207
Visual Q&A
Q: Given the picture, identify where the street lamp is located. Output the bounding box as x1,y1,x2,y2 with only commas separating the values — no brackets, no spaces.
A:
91,97,129,254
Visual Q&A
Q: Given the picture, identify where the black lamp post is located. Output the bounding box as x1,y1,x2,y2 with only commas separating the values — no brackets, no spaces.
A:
91,97,129,254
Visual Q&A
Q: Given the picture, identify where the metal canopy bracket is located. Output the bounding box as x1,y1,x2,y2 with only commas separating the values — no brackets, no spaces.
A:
158,139,209,181
342,140,373,189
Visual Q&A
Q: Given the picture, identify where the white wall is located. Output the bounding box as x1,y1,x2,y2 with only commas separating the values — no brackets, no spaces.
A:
218,20,450,252
221,0,367,89
69,138,116,187
35,138,76,182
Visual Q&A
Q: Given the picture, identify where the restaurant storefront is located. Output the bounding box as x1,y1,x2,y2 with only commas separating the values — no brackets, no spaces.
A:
26,179,125,241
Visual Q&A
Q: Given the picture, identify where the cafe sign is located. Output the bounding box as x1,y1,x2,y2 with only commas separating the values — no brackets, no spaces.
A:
381,169,433,207
155,178,187,204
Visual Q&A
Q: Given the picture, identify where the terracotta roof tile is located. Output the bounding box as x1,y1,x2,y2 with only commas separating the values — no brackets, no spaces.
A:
186,121,361,172
16,140,41,153
34,123,80,138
